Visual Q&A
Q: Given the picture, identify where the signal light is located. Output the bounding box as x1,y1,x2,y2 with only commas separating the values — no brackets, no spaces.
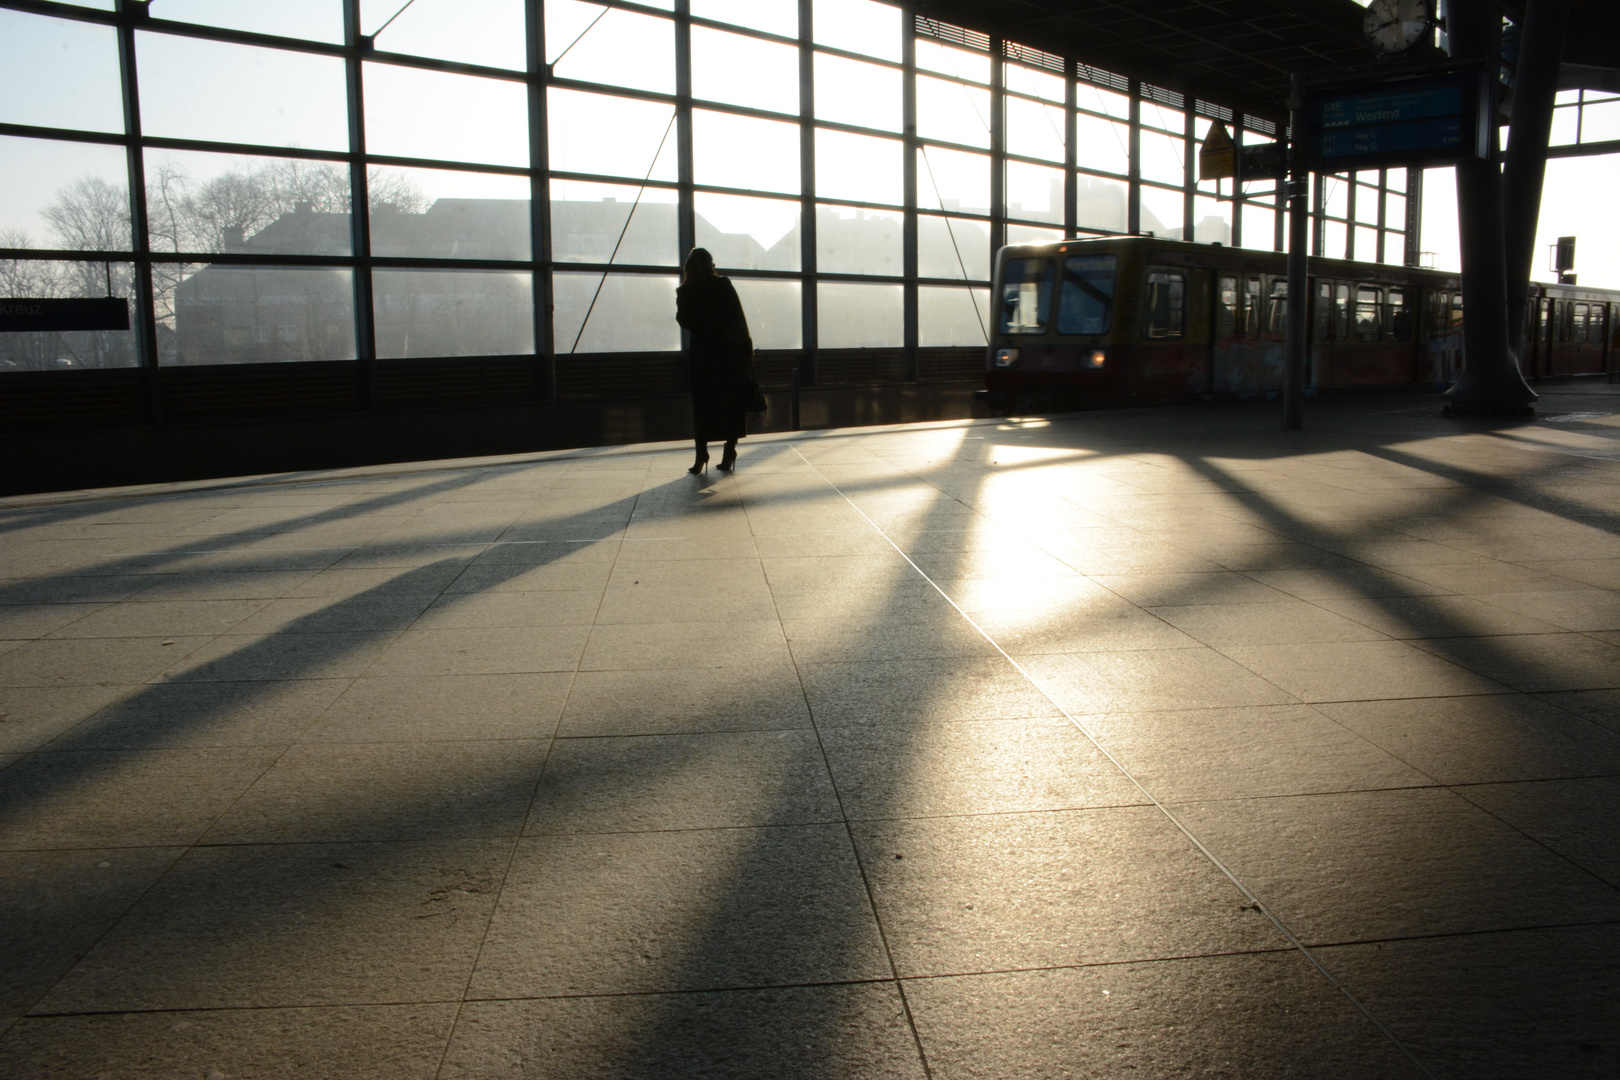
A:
992,348,1019,368
1087,349,1106,369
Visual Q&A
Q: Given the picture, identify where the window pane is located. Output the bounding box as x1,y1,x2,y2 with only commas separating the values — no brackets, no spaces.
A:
998,258,1053,335
547,1,674,94
1007,224,1063,247
0,11,124,134
731,278,801,349
160,264,357,365
918,147,990,215
816,204,901,276
818,282,901,347
1386,168,1407,194
695,111,801,194
1006,96,1065,163
1006,161,1063,225
815,129,901,205
1143,270,1185,338
1139,128,1185,186
917,75,991,148
1142,102,1183,134
695,192,800,272
692,0,797,38
145,149,352,256
915,39,989,84
1240,203,1275,251
364,0,525,70
815,52,901,132
138,33,348,151
1006,62,1066,103
1075,175,1127,233
812,0,900,62
1078,81,1131,120
692,27,799,115
1,136,130,251
1324,176,1349,218
1138,185,1184,239
372,167,532,261
1056,255,1116,335
374,269,533,358
1381,232,1405,266
1193,196,1231,244
1322,219,1347,259
1355,225,1379,261
918,214,990,280
1385,192,1406,227
1075,114,1129,175
155,0,344,43
0,260,138,371
918,285,989,346
364,63,528,167
548,89,677,182
550,179,676,265
1354,184,1380,224
553,272,680,353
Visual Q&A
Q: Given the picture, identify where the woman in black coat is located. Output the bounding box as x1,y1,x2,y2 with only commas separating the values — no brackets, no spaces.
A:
675,247,752,474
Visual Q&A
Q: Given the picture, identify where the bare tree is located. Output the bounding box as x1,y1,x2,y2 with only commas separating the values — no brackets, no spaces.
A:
42,176,132,252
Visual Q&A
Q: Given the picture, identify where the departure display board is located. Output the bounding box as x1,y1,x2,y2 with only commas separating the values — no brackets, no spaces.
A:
1306,69,1489,172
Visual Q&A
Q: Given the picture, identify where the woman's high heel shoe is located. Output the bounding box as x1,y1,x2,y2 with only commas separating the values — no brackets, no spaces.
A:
687,453,709,475
717,445,737,472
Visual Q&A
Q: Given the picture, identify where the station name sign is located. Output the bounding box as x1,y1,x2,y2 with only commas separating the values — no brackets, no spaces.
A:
0,297,130,333
1306,69,1489,172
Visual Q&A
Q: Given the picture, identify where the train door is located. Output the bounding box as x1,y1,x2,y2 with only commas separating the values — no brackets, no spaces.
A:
1213,271,1279,394
1527,295,1552,377
1136,265,1209,396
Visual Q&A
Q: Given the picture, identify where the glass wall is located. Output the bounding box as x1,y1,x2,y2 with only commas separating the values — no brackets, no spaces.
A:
0,1,1416,377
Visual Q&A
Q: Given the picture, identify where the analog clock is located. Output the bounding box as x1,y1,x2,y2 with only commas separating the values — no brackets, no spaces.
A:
1362,0,1433,57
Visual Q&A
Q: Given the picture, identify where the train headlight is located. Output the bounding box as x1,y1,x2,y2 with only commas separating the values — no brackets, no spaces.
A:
1086,349,1107,369
992,347,1020,368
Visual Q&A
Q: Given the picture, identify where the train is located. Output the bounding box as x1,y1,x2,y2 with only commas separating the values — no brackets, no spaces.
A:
980,235,1618,407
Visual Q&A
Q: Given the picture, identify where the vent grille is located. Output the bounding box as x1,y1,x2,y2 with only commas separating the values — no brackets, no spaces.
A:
1196,100,1234,122
159,362,364,423
1141,83,1185,109
815,349,908,386
1075,62,1130,94
914,15,989,52
556,353,686,399
376,357,543,412
917,347,985,382
1003,40,1064,74
0,369,147,431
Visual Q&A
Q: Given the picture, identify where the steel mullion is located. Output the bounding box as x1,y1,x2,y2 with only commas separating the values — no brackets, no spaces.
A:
1064,68,1078,237
902,8,917,378
344,0,377,397
799,0,817,387
114,0,158,413
528,0,554,397
989,37,1005,256
675,0,695,266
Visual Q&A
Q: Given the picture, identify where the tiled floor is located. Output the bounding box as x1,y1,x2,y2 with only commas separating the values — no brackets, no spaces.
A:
2,382,1619,1078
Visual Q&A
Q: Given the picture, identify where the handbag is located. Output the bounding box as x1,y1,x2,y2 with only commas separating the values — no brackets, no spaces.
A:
742,353,767,414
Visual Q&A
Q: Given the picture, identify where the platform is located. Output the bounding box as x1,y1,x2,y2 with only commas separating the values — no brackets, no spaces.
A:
2,382,1618,1078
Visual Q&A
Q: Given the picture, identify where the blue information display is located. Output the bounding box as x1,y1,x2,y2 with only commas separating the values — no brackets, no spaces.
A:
1306,70,1488,172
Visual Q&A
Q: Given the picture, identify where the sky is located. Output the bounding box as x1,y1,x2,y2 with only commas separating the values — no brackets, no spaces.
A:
0,0,1615,290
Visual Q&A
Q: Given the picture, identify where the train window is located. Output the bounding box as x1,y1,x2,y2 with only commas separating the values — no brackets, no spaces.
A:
1268,279,1288,333
998,257,1053,334
1449,293,1464,332
1218,275,1238,337
1387,288,1412,342
1539,299,1552,342
1335,283,1352,342
1056,254,1117,335
1574,303,1589,345
1142,270,1185,339
1355,285,1382,341
1244,276,1262,337
1430,291,1450,336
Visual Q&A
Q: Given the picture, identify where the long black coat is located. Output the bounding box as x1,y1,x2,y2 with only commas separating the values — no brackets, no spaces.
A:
676,274,751,443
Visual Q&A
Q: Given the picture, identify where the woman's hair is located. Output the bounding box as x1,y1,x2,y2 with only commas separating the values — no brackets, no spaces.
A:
682,247,716,284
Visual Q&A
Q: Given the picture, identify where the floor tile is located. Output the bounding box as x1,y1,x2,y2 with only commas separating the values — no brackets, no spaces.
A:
580,621,792,671
0,636,213,687
1313,593,1568,638
907,952,1421,1080
1410,633,1620,692
1317,694,1620,784
1473,587,1620,632
34,839,511,1011
819,717,1143,819
558,667,812,736
1174,787,1620,944
203,740,548,843
0,1004,459,1080
0,684,136,754
0,847,183,1020
1148,600,1389,647
443,984,925,1080
1091,571,1297,607
45,599,270,639
800,657,1062,724
225,593,438,635
469,826,889,997
48,679,349,749
1319,925,1620,1079
850,806,1279,976
1021,648,1298,713
1086,703,1427,800
526,730,841,833
1462,776,1620,886
1220,639,1507,702
367,625,589,677
0,747,283,848
161,632,396,682
305,672,569,742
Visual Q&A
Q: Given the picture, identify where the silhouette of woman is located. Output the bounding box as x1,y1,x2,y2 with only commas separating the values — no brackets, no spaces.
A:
675,247,752,474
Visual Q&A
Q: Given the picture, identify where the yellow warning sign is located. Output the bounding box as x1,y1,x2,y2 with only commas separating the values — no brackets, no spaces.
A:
1199,122,1235,181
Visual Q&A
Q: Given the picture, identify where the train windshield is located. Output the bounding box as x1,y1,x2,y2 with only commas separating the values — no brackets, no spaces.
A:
999,258,1054,334
1056,255,1116,335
